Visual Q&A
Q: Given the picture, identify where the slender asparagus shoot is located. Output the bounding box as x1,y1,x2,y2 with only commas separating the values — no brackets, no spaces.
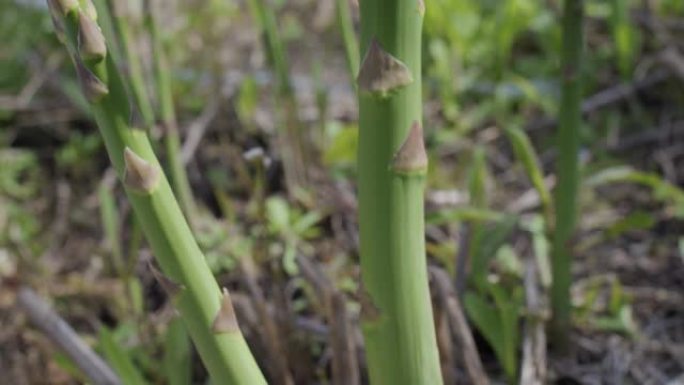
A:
108,0,155,128
551,0,585,351
46,2,266,382
357,0,443,384
247,0,308,193
335,0,359,81
143,0,196,222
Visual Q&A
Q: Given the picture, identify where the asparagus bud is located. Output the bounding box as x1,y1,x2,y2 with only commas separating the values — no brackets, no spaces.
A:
211,289,240,334
123,147,160,193
75,60,108,102
149,261,184,299
391,121,428,175
357,38,413,97
78,12,106,62
79,0,98,21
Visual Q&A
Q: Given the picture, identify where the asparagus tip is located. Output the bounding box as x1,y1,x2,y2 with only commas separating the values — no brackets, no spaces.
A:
357,38,413,97
123,148,160,193
417,0,425,15
391,121,428,175
78,12,106,62
211,288,240,334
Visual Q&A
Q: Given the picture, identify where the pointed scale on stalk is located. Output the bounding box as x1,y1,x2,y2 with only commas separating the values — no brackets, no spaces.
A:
78,11,106,63
149,261,184,300
75,59,108,102
79,0,98,20
391,121,428,176
123,147,160,193
212,289,240,334
357,38,413,97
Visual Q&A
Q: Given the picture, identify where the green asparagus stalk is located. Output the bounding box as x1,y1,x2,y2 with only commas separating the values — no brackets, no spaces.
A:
551,0,585,351
356,0,443,384
143,0,196,222
46,1,266,382
108,0,155,128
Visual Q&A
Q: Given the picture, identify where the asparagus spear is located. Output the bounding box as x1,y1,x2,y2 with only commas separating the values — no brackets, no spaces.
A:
551,0,585,352
356,0,443,384
46,1,266,382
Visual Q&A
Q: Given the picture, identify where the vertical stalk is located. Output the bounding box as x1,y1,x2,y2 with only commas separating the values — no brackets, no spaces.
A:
108,0,155,128
335,0,359,80
551,0,584,351
143,0,196,222
47,2,266,382
357,0,443,384
247,0,308,193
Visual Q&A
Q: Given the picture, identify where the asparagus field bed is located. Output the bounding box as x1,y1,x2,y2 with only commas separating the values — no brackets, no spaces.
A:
1,0,684,384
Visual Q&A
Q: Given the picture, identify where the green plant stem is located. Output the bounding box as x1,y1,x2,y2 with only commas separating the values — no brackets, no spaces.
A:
50,3,266,383
357,1,443,384
247,0,307,193
108,0,155,128
247,0,290,96
143,0,196,223
335,0,359,80
551,0,584,352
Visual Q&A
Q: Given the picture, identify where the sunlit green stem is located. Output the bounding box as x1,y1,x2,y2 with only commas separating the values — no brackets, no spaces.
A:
48,2,266,382
357,0,443,384
551,0,584,352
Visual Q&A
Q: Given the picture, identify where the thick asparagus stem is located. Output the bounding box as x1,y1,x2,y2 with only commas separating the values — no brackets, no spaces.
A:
551,0,585,351
356,0,443,384
47,2,266,382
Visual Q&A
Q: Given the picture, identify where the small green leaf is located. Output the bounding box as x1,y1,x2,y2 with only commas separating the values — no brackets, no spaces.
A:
266,196,290,232
98,327,149,385
504,126,552,220
163,318,192,385
605,211,655,239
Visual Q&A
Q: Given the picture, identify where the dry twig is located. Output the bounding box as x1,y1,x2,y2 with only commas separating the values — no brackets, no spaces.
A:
17,287,121,385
